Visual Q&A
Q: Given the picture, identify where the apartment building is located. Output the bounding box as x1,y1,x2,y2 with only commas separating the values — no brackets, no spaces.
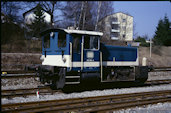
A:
98,12,133,41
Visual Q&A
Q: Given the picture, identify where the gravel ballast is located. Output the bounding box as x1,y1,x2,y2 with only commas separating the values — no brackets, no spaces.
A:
2,71,171,90
2,84,171,104
113,102,171,113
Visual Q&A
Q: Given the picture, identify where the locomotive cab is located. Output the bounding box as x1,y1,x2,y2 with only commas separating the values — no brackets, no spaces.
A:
39,28,103,89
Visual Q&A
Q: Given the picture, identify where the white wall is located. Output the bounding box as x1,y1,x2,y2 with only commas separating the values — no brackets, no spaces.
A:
98,12,133,41
24,10,51,25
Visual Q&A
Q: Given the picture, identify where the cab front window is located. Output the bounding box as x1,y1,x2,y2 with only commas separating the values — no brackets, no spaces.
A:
44,34,50,48
58,32,66,48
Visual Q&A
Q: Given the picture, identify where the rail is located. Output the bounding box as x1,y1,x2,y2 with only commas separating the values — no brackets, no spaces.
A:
2,90,171,113
1,86,57,98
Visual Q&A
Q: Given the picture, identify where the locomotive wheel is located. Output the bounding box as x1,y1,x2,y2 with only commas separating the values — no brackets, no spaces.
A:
51,68,66,89
40,75,45,84
56,68,66,89
39,67,45,84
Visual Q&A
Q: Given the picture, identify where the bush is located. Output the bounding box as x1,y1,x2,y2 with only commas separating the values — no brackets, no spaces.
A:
134,36,150,47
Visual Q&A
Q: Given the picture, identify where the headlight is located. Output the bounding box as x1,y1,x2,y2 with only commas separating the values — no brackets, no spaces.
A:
50,32,54,37
40,55,45,61
62,57,66,63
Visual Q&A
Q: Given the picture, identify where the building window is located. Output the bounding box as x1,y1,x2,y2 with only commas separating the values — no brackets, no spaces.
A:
122,26,126,31
111,32,119,37
111,24,119,30
122,18,126,22
123,34,125,38
111,17,118,22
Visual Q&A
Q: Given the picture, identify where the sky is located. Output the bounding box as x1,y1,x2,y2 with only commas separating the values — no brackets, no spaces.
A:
11,1,171,40
113,1,171,39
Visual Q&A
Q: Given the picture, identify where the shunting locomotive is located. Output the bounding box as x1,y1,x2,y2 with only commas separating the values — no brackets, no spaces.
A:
38,28,148,89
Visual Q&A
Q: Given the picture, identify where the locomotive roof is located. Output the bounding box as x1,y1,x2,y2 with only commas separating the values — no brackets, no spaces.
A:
40,28,103,36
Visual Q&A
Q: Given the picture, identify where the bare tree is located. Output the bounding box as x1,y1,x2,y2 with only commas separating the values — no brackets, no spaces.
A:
1,1,22,22
78,1,84,29
95,1,101,31
61,1,114,31
61,2,82,29
99,1,114,20
40,1,63,26
40,2,60,25
133,22,138,40
96,1,114,31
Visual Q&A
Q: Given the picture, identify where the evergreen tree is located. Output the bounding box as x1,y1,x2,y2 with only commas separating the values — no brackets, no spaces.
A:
27,4,49,38
134,35,149,47
153,15,171,46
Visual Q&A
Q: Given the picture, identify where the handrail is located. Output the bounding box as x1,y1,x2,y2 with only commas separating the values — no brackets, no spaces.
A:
70,42,72,70
81,43,84,70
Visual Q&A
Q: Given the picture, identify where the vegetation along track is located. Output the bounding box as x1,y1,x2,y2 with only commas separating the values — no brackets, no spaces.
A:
2,90,171,113
1,86,57,98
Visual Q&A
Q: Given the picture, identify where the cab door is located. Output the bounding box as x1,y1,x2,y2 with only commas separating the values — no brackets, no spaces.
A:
83,35,100,72
71,34,82,70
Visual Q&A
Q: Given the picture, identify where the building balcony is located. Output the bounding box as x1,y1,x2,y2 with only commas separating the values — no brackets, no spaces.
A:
112,21,120,24
111,37,119,40
111,29,120,32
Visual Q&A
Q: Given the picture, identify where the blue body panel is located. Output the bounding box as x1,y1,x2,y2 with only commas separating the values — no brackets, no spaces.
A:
100,44,137,61
83,50,100,62
42,32,70,55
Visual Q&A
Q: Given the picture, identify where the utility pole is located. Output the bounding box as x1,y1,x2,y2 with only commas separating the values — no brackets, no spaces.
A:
95,1,101,31
150,37,152,57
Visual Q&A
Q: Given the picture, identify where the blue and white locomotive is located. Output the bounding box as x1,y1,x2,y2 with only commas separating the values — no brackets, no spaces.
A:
38,28,148,89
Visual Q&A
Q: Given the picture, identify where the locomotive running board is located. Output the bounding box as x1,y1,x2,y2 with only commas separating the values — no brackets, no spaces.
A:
65,82,80,84
65,76,80,78
65,75,80,84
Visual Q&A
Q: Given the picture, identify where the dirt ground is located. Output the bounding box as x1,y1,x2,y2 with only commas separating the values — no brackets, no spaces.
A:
1,46,171,70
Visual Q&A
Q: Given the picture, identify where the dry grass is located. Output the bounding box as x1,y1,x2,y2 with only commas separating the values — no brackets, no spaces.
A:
139,46,171,67
1,53,41,70
1,40,42,53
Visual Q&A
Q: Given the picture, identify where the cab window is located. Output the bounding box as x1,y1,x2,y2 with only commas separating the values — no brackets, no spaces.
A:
73,36,81,53
44,34,50,48
58,32,66,47
84,35,99,50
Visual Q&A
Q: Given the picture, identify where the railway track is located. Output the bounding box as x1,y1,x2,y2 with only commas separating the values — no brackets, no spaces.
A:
2,79,171,99
1,86,57,98
2,90,171,113
146,79,171,85
1,66,171,78
152,67,171,72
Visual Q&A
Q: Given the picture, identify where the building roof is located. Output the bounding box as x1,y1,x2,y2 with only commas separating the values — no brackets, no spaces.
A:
40,28,103,36
23,4,50,18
